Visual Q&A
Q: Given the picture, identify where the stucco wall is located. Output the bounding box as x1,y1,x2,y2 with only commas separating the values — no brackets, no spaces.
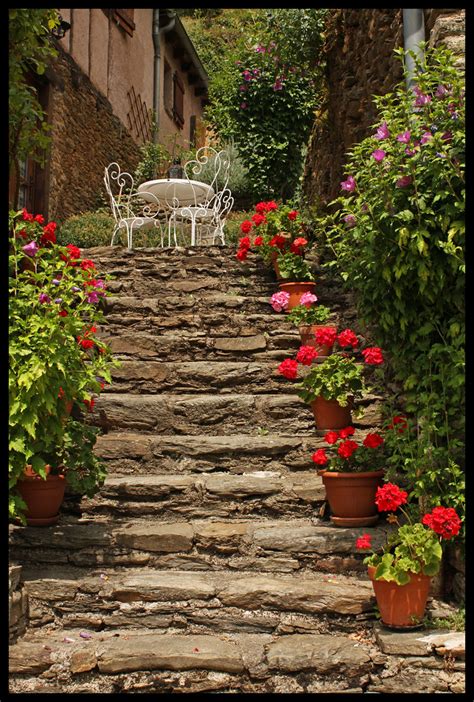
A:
302,8,465,208
59,8,155,144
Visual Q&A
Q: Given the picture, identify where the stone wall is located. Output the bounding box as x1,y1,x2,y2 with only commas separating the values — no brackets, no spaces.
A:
9,565,28,643
302,8,465,207
47,46,141,223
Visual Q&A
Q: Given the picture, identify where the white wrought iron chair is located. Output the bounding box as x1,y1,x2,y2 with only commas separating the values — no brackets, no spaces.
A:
104,162,171,249
167,147,234,246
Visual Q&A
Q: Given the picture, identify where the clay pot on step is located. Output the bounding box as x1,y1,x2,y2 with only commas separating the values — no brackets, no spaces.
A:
310,396,352,430
368,565,432,629
279,282,316,312
319,469,384,527
298,324,334,357
17,466,66,526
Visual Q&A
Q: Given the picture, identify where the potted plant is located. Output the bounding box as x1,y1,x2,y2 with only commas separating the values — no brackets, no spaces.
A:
9,208,118,525
277,327,383,429
311,426,386,527
286,299,333,353
356,483,462,628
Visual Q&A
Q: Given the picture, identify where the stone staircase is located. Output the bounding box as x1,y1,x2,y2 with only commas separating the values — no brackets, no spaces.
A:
9,246,464,694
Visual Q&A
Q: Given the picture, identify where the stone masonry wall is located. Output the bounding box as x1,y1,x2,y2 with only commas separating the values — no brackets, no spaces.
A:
47,46,141,223
9,565,28,643
302,8,465,207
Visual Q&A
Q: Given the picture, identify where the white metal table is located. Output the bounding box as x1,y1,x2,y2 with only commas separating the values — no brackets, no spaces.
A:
138,178,215,246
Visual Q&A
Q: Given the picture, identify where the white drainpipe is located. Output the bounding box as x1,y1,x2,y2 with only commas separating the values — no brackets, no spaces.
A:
402,9,426,92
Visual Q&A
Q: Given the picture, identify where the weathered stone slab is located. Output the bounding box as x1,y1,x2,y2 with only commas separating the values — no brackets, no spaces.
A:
114,523,193,553
266,634,372,673
97,634,245,673
9,641,54,674
374,625,463,657
214,335,267,352
252,524,391,554
368,669,450,693
25,579,79,601
218,575,374,614
106,572,216,602
203,472,283,497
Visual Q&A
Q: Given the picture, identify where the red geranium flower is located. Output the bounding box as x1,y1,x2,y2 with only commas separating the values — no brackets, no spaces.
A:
337,329,359,348
58,310,68,317
269,234,287,250
83,398,95,413
238,236,251,249
362,346,384,365
278,358,298,379
287,210,298,221
254,236,264,246
296,345,318,366
236,249,248,261
22,208,34,222
80,259,96,270
337,439,358,459
355,533,372,550
314,326,337,347
363,432,384,449
255,201,268,214
312,449,328,465
240,220,253,234
324,430,339,445
77,336,95,349
338,426,355,439
266,201,278,211
422,507,461,540
251,213,267,226
388,415,408,433
375,483,408,512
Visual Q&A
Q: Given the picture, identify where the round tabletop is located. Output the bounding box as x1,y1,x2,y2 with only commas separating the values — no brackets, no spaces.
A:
138,178,214,207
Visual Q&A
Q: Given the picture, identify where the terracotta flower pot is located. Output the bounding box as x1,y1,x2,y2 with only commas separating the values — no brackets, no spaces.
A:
310,396,352,429
279,282,316,312
17,469,66,526
368,565,432,629
299,324,333,357
270,250,283,280
319,469,384,527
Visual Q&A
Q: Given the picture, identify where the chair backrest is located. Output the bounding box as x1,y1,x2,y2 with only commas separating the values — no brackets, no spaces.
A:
183,147,231,206
104,163,136,222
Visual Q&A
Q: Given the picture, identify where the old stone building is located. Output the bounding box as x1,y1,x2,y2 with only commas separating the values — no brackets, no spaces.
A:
302,8,465,207
12,9,209,222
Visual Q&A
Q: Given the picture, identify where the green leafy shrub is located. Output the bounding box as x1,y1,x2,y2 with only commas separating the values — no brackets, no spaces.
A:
9,208,118,522
322,45,465,529
57,210,115,248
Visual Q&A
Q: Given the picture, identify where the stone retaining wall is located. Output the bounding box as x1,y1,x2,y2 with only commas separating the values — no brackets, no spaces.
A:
9,565,28,643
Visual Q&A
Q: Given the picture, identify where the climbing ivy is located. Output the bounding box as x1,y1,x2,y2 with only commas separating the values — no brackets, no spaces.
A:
321,45,465,534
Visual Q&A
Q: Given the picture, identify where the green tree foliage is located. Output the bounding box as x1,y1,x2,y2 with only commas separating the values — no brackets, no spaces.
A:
9,9,60,184
182,9,327,201
322,46,465,531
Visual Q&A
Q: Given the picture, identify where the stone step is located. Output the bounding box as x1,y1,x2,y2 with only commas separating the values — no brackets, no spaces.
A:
92,392,382,436
21,566,376,635
67,470,325,520
9,626,380,693
103,292,281,317
100,328,305,362
9,516,394,574
92,429,381,475
9,623,464,694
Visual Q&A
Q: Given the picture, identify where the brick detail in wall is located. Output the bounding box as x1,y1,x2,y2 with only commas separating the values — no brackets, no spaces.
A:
47,46,141,223
302,8,465,208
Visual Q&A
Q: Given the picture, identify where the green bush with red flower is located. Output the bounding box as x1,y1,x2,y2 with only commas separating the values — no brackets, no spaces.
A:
236,200,314,280
355,482,462,584
277,325,384,408
311,426,386,474
9,208,119,522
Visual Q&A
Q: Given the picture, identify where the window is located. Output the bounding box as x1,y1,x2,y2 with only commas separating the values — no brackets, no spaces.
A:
173,72,184,128
189,115,196,148
163,60,173,116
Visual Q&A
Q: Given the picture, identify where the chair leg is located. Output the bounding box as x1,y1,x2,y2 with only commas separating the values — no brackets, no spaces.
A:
111,224,120,246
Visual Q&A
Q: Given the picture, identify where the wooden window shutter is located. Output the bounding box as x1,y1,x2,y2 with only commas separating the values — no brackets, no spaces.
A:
173,72,184,128
112,9,135,36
